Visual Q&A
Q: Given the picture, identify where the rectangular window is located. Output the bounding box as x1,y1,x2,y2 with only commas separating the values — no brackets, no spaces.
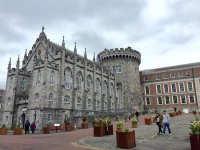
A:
171,83,176,93
170,72,175,78
178,72,183,77
165,96,170,105
180,95,186,104
187,82,193,91
163,74,167,79
189,94,195,104
157,96,163,105
164,84,169,93
172,95,178,104
118,65,122,73
47,114,52,121
146,97,151,105
112,66,115,73
156,75,160,80
186,71,191,76
145,86,150,95
156,84,161,93
179,82,185,92
144,76,148,81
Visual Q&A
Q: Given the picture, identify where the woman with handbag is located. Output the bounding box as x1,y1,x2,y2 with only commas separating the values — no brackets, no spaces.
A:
155,113,163,135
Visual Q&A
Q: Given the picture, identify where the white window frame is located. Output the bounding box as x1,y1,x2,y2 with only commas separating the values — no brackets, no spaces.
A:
145,86,150,95
144,75,148,81
163,84,169,93
187,81,193,92
145,97,151,105
189,94,195,104
186,71,191,76
156,84,162,94
179,82,185,92
171,83,177,93
157,96,163,105
48,93,53,101
180,95,187,104
156,75,160,80
178,72,183,78
170,73,175,78
164,96,170,105
163,74,167,79
172,95,178,104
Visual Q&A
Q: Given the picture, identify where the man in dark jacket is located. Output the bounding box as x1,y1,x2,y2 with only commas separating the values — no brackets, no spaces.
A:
25,120,30,134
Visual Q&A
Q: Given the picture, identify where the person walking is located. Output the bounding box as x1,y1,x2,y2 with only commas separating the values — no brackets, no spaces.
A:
30,122,36,134
155,113,163,135
135,111,140,122
162,111,171,135
25,120,30,134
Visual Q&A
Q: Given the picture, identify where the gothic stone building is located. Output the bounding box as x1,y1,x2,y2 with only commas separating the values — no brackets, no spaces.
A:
1,28,142,129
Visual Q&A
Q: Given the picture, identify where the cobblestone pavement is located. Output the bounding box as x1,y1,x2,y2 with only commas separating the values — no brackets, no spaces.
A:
0,113,197,150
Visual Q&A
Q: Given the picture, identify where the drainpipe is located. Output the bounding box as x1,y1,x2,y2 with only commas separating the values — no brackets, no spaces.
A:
192,68,198,110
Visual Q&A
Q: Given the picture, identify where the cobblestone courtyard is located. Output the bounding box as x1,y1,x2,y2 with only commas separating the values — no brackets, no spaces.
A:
0,113,197,150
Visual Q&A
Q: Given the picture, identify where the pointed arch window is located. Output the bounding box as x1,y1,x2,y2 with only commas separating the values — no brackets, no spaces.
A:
64,95,70,104
36,70,41,86
110,83,114,95
64,68,72,89
49,93,53,101
35,93,39,101
50,70,55,84
77,97,81,104
21,77,26,91
87,75,92,92
76,72,83,91
96,78,101,95
88,99,92,107
103,81,108,96
8,97,11,105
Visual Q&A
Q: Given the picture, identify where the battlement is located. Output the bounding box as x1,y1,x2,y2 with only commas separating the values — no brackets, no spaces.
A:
97,46,141,64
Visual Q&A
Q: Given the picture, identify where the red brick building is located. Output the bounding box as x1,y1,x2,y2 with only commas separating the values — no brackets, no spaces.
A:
140,62,200,113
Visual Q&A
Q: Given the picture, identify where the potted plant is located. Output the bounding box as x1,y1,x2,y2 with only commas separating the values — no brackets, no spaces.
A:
64,116,73,131
189,120,200,150
81,116,88,129
13,123,22,135
93,118,105,137
169,112,175,117
131,118,137,128
43,121,52,134
104,117,113,135
116,126,136,148
0,124,8,135
144,117,152,125
116,120,124,131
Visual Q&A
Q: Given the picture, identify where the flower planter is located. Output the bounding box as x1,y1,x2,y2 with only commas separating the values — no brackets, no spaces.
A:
189,134,200,150
81,122,88,129
65,124,72,131
144,118,152,125
116,130,136,149
169,112,175,117
93,126,105,137
43,127,50,134
105,125,113,135
13,128,22,135
0,128,8,135
132,124,137,128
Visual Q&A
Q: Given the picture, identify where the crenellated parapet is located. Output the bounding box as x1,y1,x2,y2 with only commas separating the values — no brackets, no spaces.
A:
8,68,31,77
97,46,141,64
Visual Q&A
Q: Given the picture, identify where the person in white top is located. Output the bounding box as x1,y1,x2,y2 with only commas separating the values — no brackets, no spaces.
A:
162,111,171,135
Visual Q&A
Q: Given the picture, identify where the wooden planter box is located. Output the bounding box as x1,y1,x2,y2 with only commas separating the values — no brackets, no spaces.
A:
190,134,200,150
13,128,22,135
93,126,105,137
144,118,152,125
81,122,88,129
43,127,50,134
169,113,175,117
105,125,113,135
0,128,8,135
116,130,136,149
65,124,73,131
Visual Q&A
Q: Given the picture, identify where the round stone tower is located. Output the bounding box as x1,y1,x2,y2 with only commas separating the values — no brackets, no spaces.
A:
97,46,142,112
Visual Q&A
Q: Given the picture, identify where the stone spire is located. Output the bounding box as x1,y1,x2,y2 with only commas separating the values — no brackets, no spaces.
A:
39,26,46,40
8,57,11,70
84,48,87,59
62,36,65,48
23,49,27,61
16,55,20,68
74,42,77,54
93,52,95,62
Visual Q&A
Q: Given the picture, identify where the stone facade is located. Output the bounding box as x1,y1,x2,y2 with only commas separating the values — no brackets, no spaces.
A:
1,28,142,129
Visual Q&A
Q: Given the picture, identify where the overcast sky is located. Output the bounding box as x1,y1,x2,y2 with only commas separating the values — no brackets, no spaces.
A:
0,0,200,89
